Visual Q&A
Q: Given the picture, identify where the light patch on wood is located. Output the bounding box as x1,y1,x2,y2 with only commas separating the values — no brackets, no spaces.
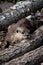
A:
0,16,5,21
26,15,31,20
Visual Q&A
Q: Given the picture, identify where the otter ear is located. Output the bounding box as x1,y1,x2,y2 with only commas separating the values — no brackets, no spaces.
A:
16,30,19,33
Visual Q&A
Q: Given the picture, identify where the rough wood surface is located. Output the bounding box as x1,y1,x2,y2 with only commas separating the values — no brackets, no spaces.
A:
0,0,43,30
0,25,43,64
0,2,13,12
4,46,43,65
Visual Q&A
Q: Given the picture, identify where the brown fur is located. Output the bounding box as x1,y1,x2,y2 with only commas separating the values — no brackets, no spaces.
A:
6,19,30,45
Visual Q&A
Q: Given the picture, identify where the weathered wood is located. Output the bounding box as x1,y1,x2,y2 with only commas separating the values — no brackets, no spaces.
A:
4,46,43,65
0,26,43,64
0,0,43,30
0,2,13,12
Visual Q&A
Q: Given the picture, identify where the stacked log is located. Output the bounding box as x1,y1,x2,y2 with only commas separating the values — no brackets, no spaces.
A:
0,0,43,65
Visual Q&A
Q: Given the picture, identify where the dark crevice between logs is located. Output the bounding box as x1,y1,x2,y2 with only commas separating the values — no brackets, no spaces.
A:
25,15,43,34
5,41,10,48
0,8,3,13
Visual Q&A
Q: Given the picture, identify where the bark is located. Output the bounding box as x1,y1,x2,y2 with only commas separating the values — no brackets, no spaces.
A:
4,46,43,65
0,26,43,64
0,0,43,30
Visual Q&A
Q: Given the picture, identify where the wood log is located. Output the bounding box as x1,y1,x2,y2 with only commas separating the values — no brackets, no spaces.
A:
0,0,43,30
4,46,43,65
0,25,43,64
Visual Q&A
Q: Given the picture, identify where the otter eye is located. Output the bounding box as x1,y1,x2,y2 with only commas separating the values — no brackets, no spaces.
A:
22,31,24,34
16,30,18,33
0,46,1,48
14,42,16,44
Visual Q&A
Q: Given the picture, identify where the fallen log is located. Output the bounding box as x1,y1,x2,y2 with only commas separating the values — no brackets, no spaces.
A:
0,25,43,64
0,0,43,30
4,46,43,65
